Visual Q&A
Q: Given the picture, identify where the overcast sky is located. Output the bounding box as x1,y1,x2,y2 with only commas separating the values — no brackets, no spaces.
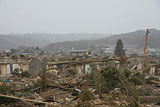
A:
0,0,160,34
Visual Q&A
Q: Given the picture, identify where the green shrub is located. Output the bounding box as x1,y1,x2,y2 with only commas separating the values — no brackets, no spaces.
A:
68,69,77,75
0,84,11,94
129,72,145,85
76,86,94,107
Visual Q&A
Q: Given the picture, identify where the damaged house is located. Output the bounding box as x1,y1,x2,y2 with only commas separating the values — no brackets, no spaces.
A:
0,58,18,75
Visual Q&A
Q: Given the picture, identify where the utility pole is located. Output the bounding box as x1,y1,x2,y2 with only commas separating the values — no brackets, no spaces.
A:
142,29,150,68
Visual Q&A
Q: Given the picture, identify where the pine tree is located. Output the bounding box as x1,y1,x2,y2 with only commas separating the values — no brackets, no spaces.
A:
114,39,125,57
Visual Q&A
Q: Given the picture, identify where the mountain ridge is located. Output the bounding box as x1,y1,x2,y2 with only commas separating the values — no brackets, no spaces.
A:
0,29,159,52
0,33,110,51
44,29,160,51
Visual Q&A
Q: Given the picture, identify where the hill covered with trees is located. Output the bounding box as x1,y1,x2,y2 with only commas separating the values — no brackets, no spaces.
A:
44,29,160,51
